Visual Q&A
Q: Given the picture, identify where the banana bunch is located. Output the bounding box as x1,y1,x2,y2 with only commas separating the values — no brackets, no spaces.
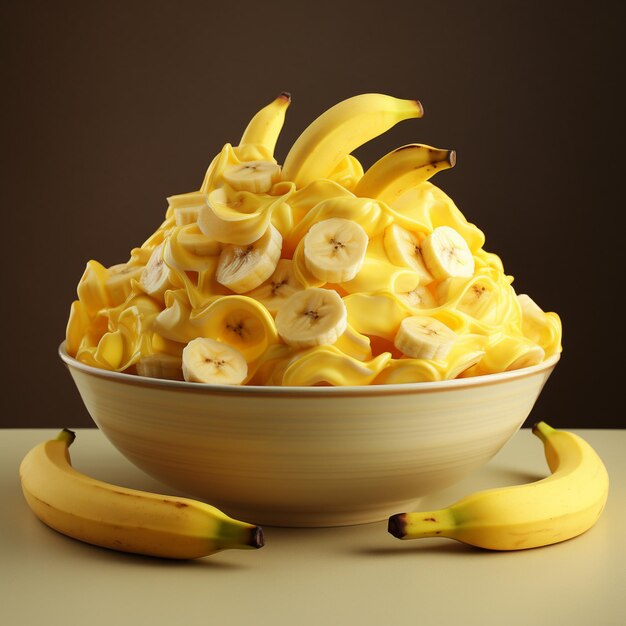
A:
66,92,563,386
19,430,264,559
388,423,609,550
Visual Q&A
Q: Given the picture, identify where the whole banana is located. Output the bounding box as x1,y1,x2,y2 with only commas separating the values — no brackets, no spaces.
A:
19,429,264,559
388,422,608,550
354,143,456,205
281,93,423,188
238,91,291,155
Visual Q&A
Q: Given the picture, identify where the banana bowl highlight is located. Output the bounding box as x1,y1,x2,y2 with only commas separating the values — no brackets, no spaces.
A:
60,342,559,527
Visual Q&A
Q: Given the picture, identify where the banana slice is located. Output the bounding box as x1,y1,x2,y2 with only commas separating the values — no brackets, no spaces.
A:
275,288,348,348
247,259,305,314
216,224,282,293
383,224,434,285
191,295,279,363
177,224,222,257
394,315,457,360
303,217,368,283
437,276,500,323
222,160,282,193
421,226,474,280
139,243,173,299
168,191,208,227
397,285,437,310
182,337,248,385
136,354,184,381
105,263,144,305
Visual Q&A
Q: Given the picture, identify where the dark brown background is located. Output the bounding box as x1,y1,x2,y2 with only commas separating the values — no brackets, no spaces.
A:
1,1,613,428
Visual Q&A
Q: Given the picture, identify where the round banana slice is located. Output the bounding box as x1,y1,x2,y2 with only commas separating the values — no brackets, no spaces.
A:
192,295,279,363
275,287,348,348
421,226,474,280
397,285,437,310
247,259,305,314
222,160,282,193
394,315,457,360
383,224,434,284
139,243,173,299
303,217,368,283
216,224,282,294
182,337,248,385
438,275,500,323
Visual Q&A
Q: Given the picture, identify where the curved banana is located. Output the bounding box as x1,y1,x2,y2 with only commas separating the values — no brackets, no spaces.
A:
388,422,609,550
238,92,291,155
19,429,264,559
354,144,456,204
281,94,423,188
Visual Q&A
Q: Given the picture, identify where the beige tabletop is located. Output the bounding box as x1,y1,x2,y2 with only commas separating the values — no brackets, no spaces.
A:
1,428,623,626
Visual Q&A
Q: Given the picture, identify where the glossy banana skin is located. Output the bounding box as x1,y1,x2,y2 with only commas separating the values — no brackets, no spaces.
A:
388,422,609,550
19,430,264,559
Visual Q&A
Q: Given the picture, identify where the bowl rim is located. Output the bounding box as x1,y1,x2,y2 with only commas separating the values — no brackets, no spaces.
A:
59,341,560,397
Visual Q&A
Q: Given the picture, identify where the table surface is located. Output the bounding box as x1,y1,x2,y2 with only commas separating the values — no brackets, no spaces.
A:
1,428,624,626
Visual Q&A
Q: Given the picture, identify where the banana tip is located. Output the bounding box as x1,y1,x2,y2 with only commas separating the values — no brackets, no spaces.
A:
251,526,264,549
414,100,424,117
57,428,76,446
532,421,556,442
279,91,292,103
387,513,407,539
448,150,457,167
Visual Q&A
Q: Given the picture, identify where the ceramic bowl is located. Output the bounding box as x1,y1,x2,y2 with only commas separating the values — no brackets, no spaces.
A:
59,342,559,527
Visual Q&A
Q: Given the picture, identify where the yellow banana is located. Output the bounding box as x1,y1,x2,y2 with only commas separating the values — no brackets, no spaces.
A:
388,422,608,550
238,91,291,155
354,144,456,204
19,429,264,559
281,94,423,188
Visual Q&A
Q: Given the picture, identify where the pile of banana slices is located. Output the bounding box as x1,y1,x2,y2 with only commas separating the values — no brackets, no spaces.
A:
66,93,562,386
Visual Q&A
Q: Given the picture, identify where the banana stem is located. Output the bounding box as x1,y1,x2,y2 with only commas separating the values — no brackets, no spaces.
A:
388,509,456,540
217,521,265,550
56,428,76,447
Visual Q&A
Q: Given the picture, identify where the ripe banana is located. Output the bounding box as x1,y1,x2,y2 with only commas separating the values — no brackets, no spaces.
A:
388,422,609,550
182,337,248,384
275,287,347,348
281,94,423,188
394,315,457,359
238,91,291,155
19,429,264,559
354,144,456,204
421,225,475,280
216,224,282,293
303,217,369,283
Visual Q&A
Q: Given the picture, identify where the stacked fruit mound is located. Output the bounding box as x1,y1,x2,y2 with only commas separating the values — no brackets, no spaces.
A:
65,93,562,385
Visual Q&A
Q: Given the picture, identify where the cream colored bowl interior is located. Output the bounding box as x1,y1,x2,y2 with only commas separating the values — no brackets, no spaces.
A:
60,343,559,527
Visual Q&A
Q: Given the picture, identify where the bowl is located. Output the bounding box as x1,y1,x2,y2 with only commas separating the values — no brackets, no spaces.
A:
59,342,559,527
